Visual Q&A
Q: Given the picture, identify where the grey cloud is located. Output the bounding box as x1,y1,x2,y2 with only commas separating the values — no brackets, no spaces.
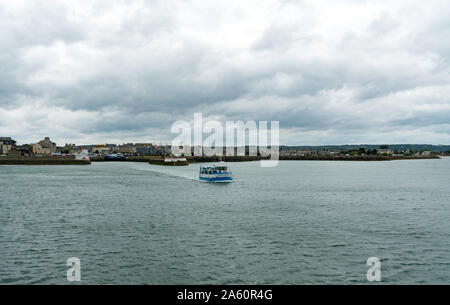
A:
1,0,450,145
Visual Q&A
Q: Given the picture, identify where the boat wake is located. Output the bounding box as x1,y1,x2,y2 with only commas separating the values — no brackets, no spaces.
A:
126,162,199,181
121,162,236,183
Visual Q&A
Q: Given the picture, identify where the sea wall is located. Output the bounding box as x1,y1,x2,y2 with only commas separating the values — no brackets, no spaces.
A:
91,156,161,162
279,155,441,161
0,157,91,165
188,155,441,162
187,156,264,163
89,155,440,163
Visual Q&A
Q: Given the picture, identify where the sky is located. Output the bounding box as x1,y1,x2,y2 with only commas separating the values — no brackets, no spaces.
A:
1,0,450,146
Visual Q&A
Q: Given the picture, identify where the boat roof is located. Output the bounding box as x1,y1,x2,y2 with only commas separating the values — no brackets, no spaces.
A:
200,164,228,168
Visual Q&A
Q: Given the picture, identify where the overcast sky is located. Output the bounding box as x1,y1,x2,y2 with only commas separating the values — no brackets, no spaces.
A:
1,0,450,145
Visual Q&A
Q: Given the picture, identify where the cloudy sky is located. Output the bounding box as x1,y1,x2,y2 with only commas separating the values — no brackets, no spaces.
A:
1,0,450,145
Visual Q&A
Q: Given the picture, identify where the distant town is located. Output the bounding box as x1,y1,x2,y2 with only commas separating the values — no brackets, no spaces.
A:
1,136,450,160
0,136,170,158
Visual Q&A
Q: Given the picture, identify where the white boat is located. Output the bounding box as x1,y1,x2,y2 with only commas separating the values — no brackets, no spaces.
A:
76,150,90,161
199,163,232,183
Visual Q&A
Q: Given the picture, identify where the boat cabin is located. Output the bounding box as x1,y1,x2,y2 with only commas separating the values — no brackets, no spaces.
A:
200,165,229,175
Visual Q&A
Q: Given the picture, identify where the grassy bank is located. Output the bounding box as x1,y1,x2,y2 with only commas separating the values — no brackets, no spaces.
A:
279,155,441,161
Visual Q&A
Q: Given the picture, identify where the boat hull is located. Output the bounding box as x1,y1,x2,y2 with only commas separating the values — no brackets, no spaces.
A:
149,160,189,166
199,176,233,183
199,163,232,182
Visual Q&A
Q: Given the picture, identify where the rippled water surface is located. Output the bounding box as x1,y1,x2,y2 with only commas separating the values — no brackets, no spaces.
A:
1,159,450,284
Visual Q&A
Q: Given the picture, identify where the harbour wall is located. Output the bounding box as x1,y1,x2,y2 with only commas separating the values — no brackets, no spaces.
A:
0,157,91,165
91,155,440,163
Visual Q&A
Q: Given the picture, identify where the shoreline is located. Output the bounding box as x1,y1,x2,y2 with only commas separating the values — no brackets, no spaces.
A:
278,155,441,161
91,155,441,163
0,158,91,165
0,155,440,166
